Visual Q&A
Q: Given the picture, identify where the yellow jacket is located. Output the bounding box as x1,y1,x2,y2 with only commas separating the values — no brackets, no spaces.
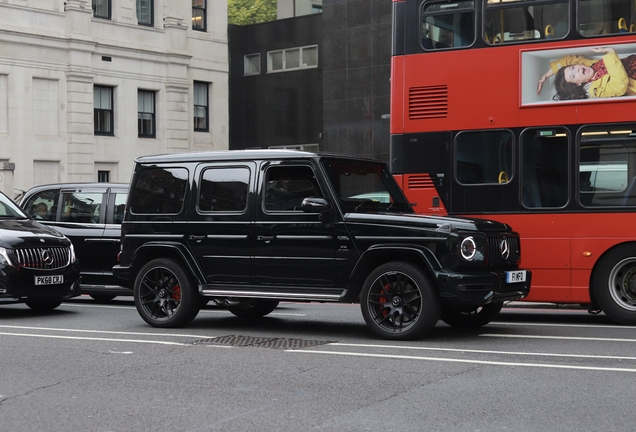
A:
549,51,636,98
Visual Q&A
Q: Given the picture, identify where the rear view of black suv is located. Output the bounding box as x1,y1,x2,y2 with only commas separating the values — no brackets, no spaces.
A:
114,150,531,340
0,190,80,310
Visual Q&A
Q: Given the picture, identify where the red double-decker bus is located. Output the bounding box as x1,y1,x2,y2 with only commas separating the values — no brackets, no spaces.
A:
390,0,636,324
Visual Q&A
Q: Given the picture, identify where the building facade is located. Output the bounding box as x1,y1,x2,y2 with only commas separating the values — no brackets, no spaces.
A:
0,0,229,197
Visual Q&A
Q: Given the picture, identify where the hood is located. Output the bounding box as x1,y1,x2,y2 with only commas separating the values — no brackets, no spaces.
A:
344,212,513,233
0,218,70,249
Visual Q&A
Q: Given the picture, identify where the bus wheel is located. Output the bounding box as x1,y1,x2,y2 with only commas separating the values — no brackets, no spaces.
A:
360,262,441,340
134,258,201,328
592,245,636,325
440,302,503,328
228,299,279,318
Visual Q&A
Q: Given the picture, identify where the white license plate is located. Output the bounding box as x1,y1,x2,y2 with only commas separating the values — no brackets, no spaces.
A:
34,275,64,286
505,270,526,283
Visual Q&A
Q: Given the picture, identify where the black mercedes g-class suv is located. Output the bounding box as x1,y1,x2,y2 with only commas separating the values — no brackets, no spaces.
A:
114,150,531,340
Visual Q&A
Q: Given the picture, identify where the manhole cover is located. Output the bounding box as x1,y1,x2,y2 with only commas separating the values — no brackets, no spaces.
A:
192,335,333,349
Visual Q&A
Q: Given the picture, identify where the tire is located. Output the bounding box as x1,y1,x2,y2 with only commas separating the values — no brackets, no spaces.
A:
440,302,503,328
90,295,116,302
228,299,279,318
133,258,201,328
592,244,636,325
25,298,63,311
360,261,441,340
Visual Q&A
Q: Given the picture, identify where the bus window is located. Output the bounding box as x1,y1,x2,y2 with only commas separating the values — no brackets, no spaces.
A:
421,1,475,50
579,0,635,36
521,128,569,208
484,0,569,44
455,130,513,185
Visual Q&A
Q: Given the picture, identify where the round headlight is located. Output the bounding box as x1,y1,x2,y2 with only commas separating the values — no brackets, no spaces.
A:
460,237,476,261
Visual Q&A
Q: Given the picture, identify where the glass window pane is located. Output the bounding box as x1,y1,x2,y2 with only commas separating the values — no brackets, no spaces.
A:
422,1,475,49
302,47,318,67
199,167,250,212
579,0,634,36
244,54,260,75
286,49,300,69
455,130,513,185
129,168,189,214
269,51,283,71
61,192,103,223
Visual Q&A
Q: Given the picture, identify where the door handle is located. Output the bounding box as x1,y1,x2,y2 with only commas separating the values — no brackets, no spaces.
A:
189,235,206,241
257,235,275,243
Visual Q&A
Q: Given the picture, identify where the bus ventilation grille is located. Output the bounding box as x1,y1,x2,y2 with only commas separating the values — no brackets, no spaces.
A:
409,85,448,119
408,174,434,189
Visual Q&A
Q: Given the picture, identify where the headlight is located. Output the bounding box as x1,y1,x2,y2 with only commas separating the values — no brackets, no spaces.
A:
0,247,14,266
69,243,77,263
460,237,477,261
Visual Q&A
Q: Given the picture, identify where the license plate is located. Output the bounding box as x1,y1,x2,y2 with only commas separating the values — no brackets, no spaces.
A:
34,275,64,286
505,270,526,283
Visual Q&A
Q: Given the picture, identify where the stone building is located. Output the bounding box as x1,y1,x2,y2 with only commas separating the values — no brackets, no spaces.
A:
0,0,229,197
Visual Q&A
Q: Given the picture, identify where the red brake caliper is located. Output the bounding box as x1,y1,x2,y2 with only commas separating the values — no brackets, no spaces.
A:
172,286,182,301
379,283,390,317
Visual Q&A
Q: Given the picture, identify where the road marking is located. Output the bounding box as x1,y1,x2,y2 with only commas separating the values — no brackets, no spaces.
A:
481,334,636,343
492,321,636,329
329,343,636,361
63,302,307,316
288,349,636,373
0,331,188,345
0,325,212,339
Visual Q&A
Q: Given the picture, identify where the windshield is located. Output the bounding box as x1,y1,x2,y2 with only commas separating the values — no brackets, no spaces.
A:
0,192,28,218
321,159,412,213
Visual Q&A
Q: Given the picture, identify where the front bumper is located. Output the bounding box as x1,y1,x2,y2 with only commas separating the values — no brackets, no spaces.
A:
436,268,532,308
0,260,81,301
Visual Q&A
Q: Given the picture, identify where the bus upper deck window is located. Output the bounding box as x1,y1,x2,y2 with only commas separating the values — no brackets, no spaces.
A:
578,0,634,36
421,1,475,50
484,0,569,44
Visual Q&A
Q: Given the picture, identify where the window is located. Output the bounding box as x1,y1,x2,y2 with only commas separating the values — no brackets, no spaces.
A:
112,193,128,224
92,0,111,19
98,171,110,183
23,189,59,221
265,166,323,212
192,0,206,31
138,90,156,138
521,128,569,208
267,46,318,73
94,86,114,136
578,127,636,207
61,191,104,224
484,0,569,45
198,167,250,212
129,167,189,214
137,0,153,26
579,0,634,36
455,130,513,185
421,1,475,49
244,54,261,76
193,82,208,132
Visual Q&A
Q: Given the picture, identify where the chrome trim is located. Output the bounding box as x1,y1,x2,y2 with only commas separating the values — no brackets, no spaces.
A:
204,235,249,240
202,255,250,259
275,235,332,240
200,289,341,302
124,234,185,239
354,236,443,241
254,256,334,260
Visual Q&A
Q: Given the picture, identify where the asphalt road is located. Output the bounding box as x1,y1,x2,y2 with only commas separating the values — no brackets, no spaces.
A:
0,297,634,432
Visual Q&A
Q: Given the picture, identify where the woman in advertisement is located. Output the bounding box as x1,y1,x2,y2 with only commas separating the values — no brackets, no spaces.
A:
536,47,636,100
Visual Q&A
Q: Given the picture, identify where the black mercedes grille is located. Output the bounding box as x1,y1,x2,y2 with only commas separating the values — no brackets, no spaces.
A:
487,236,520,265
14,247,71,270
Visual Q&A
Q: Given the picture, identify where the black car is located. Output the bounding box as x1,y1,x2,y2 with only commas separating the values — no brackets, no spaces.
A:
19,183,130,301
0,190,80,310
114,150,531,340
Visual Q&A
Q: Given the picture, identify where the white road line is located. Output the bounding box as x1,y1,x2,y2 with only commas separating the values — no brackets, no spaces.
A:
329,343,636,361
0,325,212,339
288,349,636,373
481,334,636,343
63,302,307,316
492,321,636,329
0,332,188,346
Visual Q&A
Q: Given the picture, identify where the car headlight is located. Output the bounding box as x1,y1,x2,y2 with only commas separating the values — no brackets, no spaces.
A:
69,243,77,263
460,237,477,261
0,247,14,267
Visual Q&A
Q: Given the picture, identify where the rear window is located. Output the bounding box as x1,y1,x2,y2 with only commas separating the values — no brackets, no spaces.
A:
129,167,189,214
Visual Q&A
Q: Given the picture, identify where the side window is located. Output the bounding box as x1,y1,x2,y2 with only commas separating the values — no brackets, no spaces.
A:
129,167,188,214
579,0,634,36
112,193,128,224
521,128,569,208
264,165,322,212
485,0,569,44
61,192,104,223
421,0,475,50
455,130,513,185
23,190,59,221
578,128,636,207
198,167,250,212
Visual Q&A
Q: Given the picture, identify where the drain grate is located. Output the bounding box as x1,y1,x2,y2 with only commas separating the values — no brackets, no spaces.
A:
192,335,334,349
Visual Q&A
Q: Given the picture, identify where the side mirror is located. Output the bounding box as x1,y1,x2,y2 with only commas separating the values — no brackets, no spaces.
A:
301,197,332,214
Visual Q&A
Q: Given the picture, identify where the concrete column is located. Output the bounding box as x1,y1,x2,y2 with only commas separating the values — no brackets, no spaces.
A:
0,162,15,199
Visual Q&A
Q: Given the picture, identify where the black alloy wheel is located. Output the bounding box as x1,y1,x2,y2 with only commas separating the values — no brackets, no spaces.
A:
592,244,636,325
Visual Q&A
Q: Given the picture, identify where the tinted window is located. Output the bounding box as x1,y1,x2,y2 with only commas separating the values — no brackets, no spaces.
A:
264,165,322,212
421,0,475,49
456,130,513,185
23,189,59,221
61,192,104,223
129,167,188,214
113,193,128,224
198,167,250,212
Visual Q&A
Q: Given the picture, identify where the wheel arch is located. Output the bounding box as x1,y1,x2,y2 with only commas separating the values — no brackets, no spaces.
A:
343,244,442,302
588,241,636,307
129,242,206,287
